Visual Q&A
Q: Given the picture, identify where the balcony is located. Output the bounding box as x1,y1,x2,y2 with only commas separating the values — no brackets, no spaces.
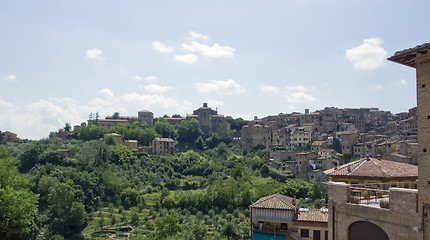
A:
346,182,418,209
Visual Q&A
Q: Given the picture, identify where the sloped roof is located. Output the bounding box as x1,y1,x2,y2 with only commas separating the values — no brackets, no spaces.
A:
250,194,295,210
295,209,328,223
388,42,430,68
324,157,417,178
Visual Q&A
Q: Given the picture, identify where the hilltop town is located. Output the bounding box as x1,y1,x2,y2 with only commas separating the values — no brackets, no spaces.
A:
36,101,417,183
1,43,429,240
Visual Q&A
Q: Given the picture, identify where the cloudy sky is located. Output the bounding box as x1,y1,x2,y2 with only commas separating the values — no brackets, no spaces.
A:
1,1,429,139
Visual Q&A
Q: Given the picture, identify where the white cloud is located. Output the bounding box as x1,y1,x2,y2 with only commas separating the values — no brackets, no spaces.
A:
85,48,105,60
3,74,16,81
195,79,245,95
285,85,309,92
152,41,173,54
283,85,317,103
190,31,210,41
144,75,158,81
0,98,18,109
142,83,172,93
285,92,317,103
346,37,387,70
182,41,235,57
99,88,114,98
260,84,280,94
135,75,143,80
121,93,193,113
394,79,407,86
368,83,383,91
174,54,199,64
206,99,224,107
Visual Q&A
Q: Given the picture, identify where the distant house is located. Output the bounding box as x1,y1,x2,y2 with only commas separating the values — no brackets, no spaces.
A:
152,138,175,155
250,193,328,240
293,208,328,240
250,194,297,239
0,131,19,142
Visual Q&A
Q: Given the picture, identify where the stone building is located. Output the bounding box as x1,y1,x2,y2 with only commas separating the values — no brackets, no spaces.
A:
138,110,154,126
327,43,430,240
241,117,272,153
0,131,19,142
250,193,328,240
187,103,229,135
152,137,175,155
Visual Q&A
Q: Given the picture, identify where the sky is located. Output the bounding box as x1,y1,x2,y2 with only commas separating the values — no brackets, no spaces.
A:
1,0,429,140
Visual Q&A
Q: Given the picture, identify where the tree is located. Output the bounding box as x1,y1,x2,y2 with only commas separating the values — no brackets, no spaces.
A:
225,116,248,132
176,119,203,144
120,187,139,209
154,118,177,139
110,144,133,164
194,136,205,150
217,142,228,157
47,182,87,238
40,149,64,165
154,211,181,239
0,151,40,240
64,123,71,132
171,114,182,118
279,179,311,199
112,112,120,119
231,163,243,180
18,143,42,172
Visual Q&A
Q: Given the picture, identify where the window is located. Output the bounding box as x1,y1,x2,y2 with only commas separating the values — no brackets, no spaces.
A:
301,229,309,237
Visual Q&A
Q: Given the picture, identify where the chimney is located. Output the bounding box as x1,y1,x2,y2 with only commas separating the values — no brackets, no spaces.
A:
203,102,208,107
254,116,258,120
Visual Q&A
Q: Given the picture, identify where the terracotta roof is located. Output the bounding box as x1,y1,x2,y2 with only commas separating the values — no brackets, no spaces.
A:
324,157,417,178
295,209,328,223
250,194,295,210
154,137,175,142
388,42,430,68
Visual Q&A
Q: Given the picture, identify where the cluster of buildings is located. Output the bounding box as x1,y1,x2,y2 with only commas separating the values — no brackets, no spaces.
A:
93,102,230,136
241,104,419,184
250,43,430,240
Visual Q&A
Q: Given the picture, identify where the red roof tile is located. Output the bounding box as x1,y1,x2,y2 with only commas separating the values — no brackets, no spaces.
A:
250,194,296,210
324,157,417,178
295,209,328,223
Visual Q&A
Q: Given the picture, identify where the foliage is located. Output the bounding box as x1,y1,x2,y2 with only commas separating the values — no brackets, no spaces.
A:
154,211,181,239
154,118,177,139
176,119,203,144
0,151,40,240
279,179,311,199
109,144,133,164
120,187,139,209
47,182,87,238
224,116,248,132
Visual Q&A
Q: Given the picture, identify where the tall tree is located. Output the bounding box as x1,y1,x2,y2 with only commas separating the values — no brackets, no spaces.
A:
176,119,202,144
0,150,40,240
154,118,177,139
47,182,87,238
64,123,71,131
112,112,120,119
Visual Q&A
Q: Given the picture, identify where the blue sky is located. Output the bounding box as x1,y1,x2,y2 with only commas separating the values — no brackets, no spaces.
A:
1,0,429,139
